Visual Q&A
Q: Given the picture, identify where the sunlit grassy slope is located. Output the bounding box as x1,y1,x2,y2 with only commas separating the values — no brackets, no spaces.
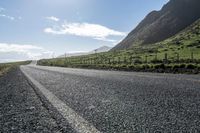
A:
38,19,200,73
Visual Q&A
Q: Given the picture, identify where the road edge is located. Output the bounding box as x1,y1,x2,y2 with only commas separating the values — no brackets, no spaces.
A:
20,65,101,133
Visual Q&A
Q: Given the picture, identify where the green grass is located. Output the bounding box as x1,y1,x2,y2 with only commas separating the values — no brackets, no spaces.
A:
0,61,31,76
38,19,200,74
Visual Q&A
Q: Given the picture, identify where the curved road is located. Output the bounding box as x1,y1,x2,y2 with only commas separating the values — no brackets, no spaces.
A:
19,64,200,133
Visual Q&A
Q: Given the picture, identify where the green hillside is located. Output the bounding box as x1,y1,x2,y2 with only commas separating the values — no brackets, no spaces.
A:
126,18,200,62
112,0,200,50
38,19,200,74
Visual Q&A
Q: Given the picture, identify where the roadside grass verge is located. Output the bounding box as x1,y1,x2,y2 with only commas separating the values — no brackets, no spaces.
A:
38,59,200,74
0,61,31,76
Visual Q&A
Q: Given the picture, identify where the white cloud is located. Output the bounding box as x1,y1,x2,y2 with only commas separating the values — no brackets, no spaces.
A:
94,37,117,43
0,7,5,12
0,43,42,53
0,8,22,21
46,16,60,22
0,43,53,62
44,22,126,42
67,50,87,54
18,16,22,20
0,14,15,20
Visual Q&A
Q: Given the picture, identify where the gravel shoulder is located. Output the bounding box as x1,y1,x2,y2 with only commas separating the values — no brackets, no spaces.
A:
0,68,66,133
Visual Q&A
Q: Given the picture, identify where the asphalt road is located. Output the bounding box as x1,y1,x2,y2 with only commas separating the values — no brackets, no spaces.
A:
2,64,200,132
0,68,75,133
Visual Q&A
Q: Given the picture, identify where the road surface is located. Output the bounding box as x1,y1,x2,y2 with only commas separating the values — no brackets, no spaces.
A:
1,64,200,132
0,68,75,133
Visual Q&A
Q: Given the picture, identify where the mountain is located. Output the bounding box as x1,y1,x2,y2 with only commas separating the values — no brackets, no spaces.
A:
58,52,88,58
91,46,112,53
112,0,200,50
59,46,112,58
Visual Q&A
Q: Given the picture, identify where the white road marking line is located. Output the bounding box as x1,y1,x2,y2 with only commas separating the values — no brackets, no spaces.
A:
20,66,101,133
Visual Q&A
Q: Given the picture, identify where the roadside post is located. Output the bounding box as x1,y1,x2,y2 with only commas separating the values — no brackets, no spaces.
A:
145,55,148,64
164,53,168,64
118,57,121,64
191,51,194,62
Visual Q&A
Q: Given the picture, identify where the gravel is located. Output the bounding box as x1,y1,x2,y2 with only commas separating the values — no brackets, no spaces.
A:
21,65,200,133
0,68,74,133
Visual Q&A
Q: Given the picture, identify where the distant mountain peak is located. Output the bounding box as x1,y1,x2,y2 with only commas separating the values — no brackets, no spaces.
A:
58,46,112,58
92,46,111,53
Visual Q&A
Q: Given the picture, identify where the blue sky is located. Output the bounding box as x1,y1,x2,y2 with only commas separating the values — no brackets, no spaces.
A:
0,0,169,62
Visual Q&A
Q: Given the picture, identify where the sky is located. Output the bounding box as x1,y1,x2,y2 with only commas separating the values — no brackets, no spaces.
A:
0,0,169,62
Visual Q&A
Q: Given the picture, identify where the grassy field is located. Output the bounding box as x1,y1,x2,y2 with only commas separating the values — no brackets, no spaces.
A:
38,19,200,74
0,61,31,76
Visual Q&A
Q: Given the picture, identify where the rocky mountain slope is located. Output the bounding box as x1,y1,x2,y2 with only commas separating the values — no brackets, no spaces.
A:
112,0,200,50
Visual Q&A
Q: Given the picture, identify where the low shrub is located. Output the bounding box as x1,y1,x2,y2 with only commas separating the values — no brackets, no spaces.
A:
127,65,135,69
165,65,172,69
141,64,150,69
154,64,165,69
134,59,142,64
151,59,163,64
179,64,186,68
173,64,180,69
186,64,197,69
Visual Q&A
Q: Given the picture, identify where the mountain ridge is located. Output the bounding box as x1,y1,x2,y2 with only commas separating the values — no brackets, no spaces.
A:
112,0,200,50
